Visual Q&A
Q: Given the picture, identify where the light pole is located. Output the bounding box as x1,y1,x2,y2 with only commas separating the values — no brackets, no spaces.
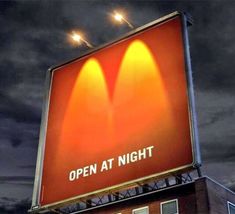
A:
113,11,134,29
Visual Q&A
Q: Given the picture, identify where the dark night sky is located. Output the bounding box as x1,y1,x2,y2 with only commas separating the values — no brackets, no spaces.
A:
0,0,235,212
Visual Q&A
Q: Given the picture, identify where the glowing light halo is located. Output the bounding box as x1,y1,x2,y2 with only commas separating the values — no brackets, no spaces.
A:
69,31,93,48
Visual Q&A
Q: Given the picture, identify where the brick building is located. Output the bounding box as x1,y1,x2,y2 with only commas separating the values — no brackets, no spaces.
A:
79,177,235,214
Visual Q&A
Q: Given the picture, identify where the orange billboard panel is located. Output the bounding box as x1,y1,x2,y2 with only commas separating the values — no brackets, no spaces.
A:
33,12,200,209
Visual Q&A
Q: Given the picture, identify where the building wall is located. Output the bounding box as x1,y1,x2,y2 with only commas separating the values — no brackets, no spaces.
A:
195,177,209,214
206,177,235,214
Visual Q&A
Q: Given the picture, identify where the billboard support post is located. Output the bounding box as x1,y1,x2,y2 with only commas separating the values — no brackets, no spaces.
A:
31,70,53,211
181,12,201,168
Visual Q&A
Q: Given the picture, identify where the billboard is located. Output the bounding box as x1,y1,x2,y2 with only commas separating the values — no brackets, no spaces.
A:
31,11,200,211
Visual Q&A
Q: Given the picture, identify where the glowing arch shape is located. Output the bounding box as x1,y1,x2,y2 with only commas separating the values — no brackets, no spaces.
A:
59,58,111,165
113,40,174,145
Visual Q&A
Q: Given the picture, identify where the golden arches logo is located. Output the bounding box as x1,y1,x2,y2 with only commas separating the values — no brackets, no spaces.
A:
58,40,174,163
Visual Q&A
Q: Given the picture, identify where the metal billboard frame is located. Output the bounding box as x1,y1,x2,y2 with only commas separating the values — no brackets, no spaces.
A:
30,11,201,213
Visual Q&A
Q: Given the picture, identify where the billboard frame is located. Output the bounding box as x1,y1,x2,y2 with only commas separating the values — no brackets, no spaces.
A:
30,11,201,213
